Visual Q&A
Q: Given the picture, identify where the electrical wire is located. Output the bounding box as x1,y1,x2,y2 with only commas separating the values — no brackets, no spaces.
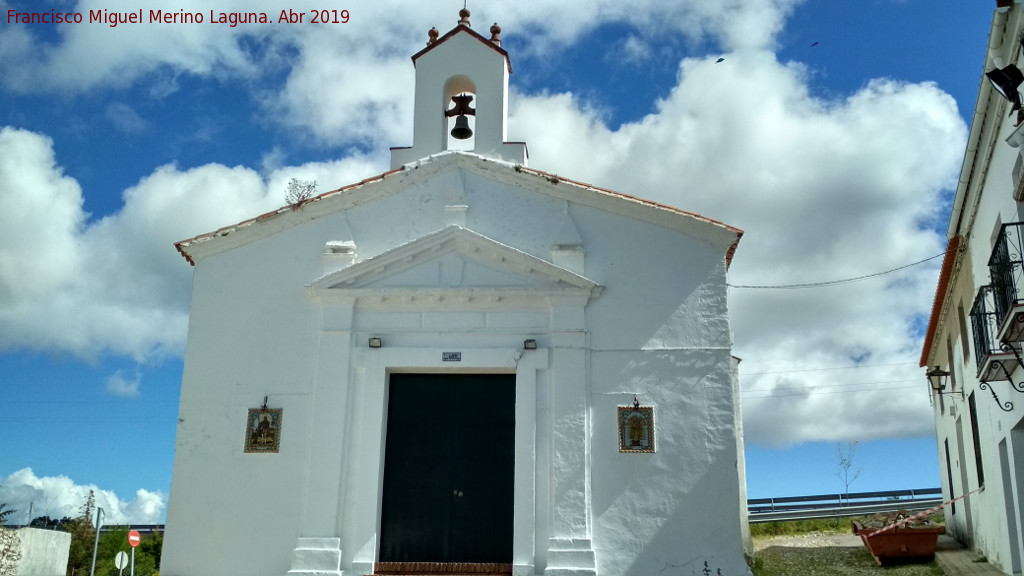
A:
741,384,921,399
727,249,951,289
740,360,916,376
4,400,177,405
0,417,176,424
744,378,920,392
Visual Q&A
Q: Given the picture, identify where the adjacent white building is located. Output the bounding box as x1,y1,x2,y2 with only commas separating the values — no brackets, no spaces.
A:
921,2,1024,574
161,10,750,576
4,527,71,576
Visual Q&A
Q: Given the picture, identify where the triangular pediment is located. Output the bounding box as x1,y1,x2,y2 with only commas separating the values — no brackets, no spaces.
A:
308,226,601,302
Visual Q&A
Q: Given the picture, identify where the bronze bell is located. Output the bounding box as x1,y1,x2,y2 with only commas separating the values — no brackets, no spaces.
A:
446,93,475,140
451,114,472,139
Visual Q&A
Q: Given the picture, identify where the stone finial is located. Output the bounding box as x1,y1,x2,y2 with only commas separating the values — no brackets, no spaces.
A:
490,23,501,46
427,27,439,45
458,8,470,27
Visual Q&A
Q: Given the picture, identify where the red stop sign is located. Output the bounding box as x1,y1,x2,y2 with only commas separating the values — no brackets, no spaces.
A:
128,530,141,548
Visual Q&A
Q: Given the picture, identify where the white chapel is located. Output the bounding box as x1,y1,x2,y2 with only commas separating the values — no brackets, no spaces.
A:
161,9,751,576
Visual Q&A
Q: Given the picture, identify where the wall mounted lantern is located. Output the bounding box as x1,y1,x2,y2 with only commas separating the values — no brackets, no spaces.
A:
926,366,962,399
987,65,1024,104
987,65,1024,125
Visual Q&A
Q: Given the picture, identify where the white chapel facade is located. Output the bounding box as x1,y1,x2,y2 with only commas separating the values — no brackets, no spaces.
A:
161,10,751,576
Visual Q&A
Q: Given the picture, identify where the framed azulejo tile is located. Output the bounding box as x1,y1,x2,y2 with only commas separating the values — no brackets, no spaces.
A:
245,407,283,453
618,405,654,453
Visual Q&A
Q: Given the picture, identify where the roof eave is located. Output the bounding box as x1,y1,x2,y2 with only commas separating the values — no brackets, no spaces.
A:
411,25,512,73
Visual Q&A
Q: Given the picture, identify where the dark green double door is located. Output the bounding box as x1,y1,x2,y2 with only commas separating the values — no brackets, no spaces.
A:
379,374,516,563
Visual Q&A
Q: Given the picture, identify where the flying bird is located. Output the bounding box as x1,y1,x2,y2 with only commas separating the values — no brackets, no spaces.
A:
810,41,820,47
716,57,725,63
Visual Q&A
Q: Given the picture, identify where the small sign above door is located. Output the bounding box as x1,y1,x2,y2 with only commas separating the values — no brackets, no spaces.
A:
442,352,462,362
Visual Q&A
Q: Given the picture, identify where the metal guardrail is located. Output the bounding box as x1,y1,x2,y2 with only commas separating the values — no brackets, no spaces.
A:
13,524,166,536
97,524,164,535
12,524,164,535
747,487,943,524
19,490,946,532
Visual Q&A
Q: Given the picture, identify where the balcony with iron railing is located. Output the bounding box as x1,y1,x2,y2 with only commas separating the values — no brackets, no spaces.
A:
989,221,1024,342
971,284,1022,382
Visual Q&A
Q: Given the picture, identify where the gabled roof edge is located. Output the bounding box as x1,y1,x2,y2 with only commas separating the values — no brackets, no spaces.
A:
174,167,405,267
512,164,744,268
174,154,743,268
411,24,512,73
919,235,962,367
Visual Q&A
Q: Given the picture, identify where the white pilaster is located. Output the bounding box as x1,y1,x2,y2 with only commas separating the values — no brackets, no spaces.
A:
545,298,596,576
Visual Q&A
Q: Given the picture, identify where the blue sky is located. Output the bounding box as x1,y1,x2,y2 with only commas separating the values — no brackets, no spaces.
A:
0,0,995,522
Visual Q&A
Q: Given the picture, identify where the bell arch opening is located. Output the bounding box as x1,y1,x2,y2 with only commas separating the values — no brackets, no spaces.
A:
444,75,477,151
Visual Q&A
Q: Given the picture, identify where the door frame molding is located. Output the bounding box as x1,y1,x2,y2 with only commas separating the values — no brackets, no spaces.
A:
347,346,545,576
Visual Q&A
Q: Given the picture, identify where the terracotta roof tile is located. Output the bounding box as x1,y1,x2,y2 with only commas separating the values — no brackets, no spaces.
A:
919,235,961,367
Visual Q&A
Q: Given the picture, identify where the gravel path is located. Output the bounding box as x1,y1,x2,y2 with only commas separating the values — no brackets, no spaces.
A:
754,532,863,551
752,532,944,576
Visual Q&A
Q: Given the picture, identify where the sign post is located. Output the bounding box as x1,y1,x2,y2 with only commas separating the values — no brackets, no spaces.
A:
127,530,141,576
114,551,128,576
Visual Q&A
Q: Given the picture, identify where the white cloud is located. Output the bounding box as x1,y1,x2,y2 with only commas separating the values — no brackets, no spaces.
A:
0,0,967,447
263,37,415,146
0,468,164,525
504,52,965,446
106,103,148,134
0,126,382,361
0,0,802,147
619,36,652,63
105,370,141,397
